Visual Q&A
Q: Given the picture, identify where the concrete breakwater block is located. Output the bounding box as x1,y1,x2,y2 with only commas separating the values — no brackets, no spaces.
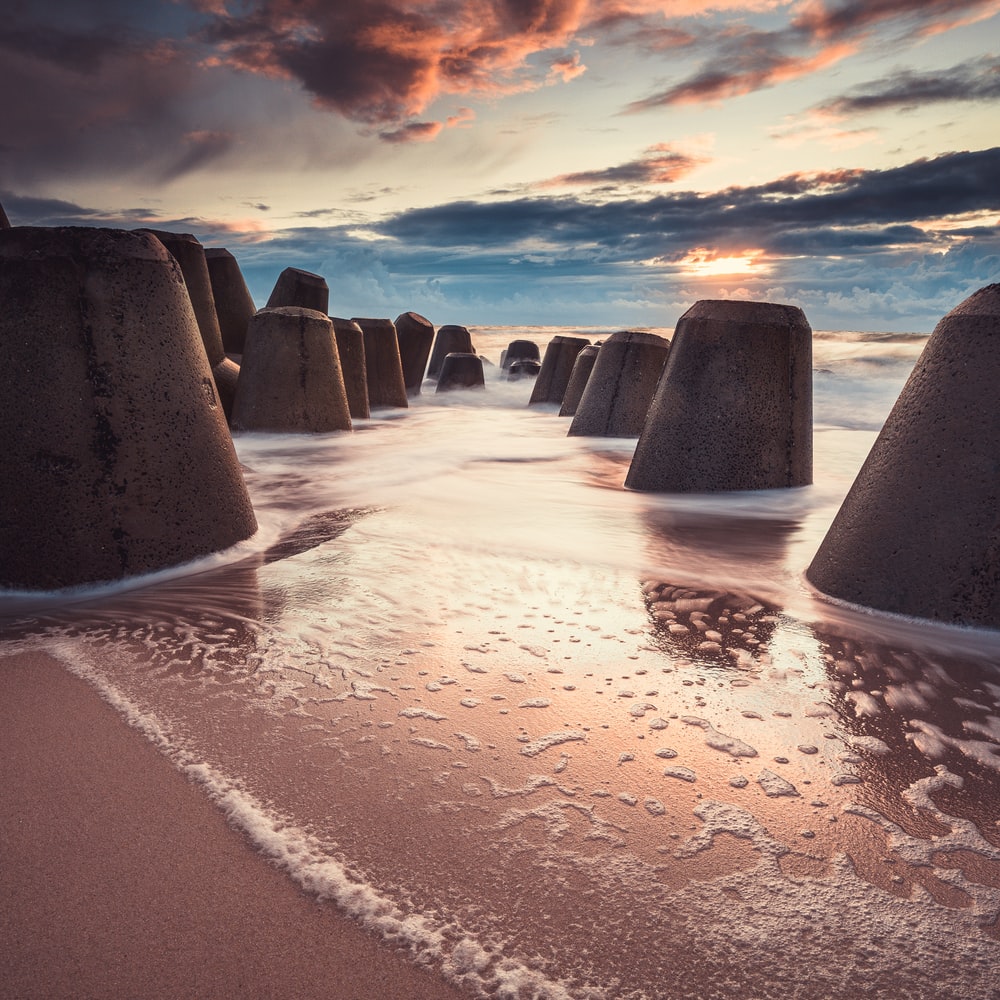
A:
332,317,370,419
231,306,352,433
139,230,225,366
394,311,434,395
436,352,485,392
625,300,812,492
0,201,10,228
569,331,670,437
353,317,408,409
529,335,591,406
266,267,329,314
0,226,257,590
508,359,541,380
206,247,256,354
501,339,541,371
140,230,237,418
427,325,474,380
558,344,600,416
807,283,1000,627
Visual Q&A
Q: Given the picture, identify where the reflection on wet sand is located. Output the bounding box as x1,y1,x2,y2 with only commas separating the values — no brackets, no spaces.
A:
4,393,1000,998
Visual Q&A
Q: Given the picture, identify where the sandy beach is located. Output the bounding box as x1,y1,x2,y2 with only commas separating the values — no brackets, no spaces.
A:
0,648,466,1000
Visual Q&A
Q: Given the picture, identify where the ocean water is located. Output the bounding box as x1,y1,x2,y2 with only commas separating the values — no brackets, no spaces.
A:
4,325,1000,999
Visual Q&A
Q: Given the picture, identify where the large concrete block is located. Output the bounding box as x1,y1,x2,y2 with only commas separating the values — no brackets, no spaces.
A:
205,247,256,354
0,226,257,590
529,335,591,407
332,317,370,419
427,325,474,379
625,300,812,492
0,201,10,228
353,317,408,410
568,332,670,436
139,230,225,366
501,339,541,371
394,311,434,395
266,267,329,314
807,283,1000,627
558,345,600,416
231,307,352,433
436,352,485,392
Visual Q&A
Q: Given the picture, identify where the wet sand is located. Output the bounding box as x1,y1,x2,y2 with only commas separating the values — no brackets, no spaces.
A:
0,648,467,1000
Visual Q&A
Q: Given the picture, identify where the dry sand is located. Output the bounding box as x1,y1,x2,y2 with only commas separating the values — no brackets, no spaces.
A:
0,648,467,1000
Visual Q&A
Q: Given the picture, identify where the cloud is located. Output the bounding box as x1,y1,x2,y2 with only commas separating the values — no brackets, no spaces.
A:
624,0,1000,112
378,120,445,144
812,56,1000,118
198,0,593,130
539,143,706,188
377,147,1000,263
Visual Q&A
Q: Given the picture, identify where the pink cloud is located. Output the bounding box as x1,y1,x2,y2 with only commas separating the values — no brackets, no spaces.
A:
540,142,707,188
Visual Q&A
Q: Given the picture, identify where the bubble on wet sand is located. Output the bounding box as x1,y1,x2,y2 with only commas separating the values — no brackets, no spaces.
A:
519,698,552,708
454,732,482,752
629,702,658,718
410,736,453,751
399,707,447,721
757,769,800,797
682,716,758,758
664,766,697,782
519,730,587,757
644,797,667,816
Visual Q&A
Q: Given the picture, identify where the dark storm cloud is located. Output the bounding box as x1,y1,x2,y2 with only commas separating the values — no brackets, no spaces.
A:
378,147,1000,261
814,56,1000,116
198,0,591,135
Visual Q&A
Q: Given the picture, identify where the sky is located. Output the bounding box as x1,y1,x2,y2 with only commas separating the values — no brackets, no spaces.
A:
1,0,999,332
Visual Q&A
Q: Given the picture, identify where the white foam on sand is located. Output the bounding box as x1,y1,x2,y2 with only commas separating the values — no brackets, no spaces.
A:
51,647,583,1000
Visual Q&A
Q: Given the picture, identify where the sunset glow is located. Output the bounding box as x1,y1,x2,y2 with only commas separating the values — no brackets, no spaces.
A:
680,248,768,277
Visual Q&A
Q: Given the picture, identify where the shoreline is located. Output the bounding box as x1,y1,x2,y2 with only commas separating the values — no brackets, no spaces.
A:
0,647,467,1000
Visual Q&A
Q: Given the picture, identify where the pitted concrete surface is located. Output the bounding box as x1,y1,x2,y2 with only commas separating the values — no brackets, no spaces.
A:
808,283,1000,627
427,325,474,380
231,306,352,433
395,312,434,395
206,248,257,355
626,300,812,493
266,267,329,315
569,331,669,437
332,317,370,420
353,317,408,410
436,352,485,392
0,226,257,590
558,344,600,417
529,335,591,407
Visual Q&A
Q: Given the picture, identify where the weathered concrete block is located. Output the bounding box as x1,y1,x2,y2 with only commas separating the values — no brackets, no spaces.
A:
394,311,434,395
807,283,1000,627
353,317,408,410
266,267,329,314
501,339,540,371
529,335,591,406
625,300,812,492
0,226,257,590
0,201,10,228
508,359,541,380
231,306,352,433
139,230,225,366
569,332,670,437
437,352,485,392
332,317,370,419
558,344,600,416
427,325,474,379
205,247,256,354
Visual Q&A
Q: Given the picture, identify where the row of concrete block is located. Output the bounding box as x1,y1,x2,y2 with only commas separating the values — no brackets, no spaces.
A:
523,285,1000,629
3,212,1000,633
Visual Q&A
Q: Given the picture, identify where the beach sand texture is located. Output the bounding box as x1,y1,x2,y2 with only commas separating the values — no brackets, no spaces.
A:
0,649,464,1000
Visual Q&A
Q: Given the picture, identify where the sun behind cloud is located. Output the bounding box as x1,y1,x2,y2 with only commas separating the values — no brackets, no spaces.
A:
679,247,767,276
